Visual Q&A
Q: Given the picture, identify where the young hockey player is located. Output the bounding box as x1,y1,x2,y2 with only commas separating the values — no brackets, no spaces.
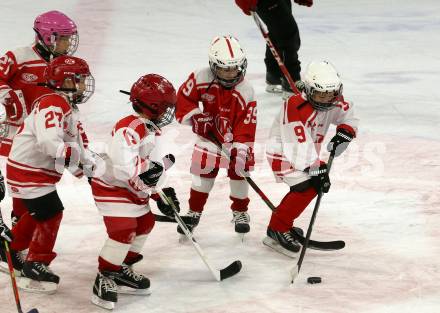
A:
175,35,257,236
90,74,180,310
264,60,359,257
2,55,95,292
0,10,79,230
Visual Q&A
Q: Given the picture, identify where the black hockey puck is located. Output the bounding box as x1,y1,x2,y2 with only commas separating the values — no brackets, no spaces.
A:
307,276,322,284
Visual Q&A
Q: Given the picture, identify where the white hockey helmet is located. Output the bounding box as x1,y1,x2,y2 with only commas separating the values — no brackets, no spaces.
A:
304,60,343,111
208,35,247,88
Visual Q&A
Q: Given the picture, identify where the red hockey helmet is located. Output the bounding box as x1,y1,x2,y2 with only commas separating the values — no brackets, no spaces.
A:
45,56,95,104
129,74,177,128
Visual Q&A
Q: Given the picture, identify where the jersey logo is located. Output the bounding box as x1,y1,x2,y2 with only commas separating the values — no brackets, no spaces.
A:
64,58,76,65
10,186,19,193
21,73,38,82
201,93,216,102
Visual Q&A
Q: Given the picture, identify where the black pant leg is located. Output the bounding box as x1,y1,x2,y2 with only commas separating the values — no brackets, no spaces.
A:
257,0,301,81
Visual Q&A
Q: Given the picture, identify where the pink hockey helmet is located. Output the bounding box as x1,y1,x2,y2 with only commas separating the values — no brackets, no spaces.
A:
34,10,78,56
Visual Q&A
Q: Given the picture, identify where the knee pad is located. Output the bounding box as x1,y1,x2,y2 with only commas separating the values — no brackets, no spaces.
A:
22,191,64,221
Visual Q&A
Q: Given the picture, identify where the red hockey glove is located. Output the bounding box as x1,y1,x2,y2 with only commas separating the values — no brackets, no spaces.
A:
191,112,214,139
235,0,258,15
294,0,313,7
2,89,25,121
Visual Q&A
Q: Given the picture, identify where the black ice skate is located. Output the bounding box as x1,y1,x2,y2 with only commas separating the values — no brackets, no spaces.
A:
91,272,118,310
231,211,250,235
112,264,151,295
177,210,202,239
263,227,301,258
18,261,60,294
265,72,282,93
0,244,25,276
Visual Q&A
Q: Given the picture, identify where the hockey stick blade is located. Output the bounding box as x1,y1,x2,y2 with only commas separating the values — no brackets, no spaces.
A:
220,260,242,281
291,227,345,251
154,213,196,225
27,309,39,313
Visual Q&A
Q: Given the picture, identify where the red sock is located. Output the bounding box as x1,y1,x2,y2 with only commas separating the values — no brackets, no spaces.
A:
188,189,209,213
27,212,63,264
10,212,37,251
230,196,249,212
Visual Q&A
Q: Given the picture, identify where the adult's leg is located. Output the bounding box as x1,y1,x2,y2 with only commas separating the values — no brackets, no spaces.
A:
257,0,301,81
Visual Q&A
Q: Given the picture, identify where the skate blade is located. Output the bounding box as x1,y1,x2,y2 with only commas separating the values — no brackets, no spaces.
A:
262,237,297,258
0,262,22,277
118,285,151,295
17,277,58,294
266,84,282,93
91,294,115,310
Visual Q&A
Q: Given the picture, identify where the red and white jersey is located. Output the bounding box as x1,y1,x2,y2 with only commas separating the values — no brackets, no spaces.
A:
6,92,90,199
266,93,359,186
91,114,157,217
176,67,257,161
0,45,50,156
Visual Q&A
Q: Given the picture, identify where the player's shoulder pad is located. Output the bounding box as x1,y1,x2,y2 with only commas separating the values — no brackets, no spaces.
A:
193,67,215,87
113,115,148,139
285,93,314,124
37,93,71,115
234,78,255,104
12,46,44,65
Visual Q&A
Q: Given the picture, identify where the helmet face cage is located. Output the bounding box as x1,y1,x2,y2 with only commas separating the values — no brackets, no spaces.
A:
49,73,94,105
49,32,79,56
134,101,175,130
209,59,247,89
306,84,343,111
73,74,95,104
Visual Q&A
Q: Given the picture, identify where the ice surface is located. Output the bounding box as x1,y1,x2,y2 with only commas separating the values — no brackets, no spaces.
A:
0,1,439,312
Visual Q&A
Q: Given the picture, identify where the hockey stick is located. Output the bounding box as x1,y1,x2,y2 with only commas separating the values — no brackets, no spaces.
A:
290,153,335,284
153,213,196,225
250,11,300,96
159,190,242,281
2,240,39,313
155,155,242,281
209,135,344,251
